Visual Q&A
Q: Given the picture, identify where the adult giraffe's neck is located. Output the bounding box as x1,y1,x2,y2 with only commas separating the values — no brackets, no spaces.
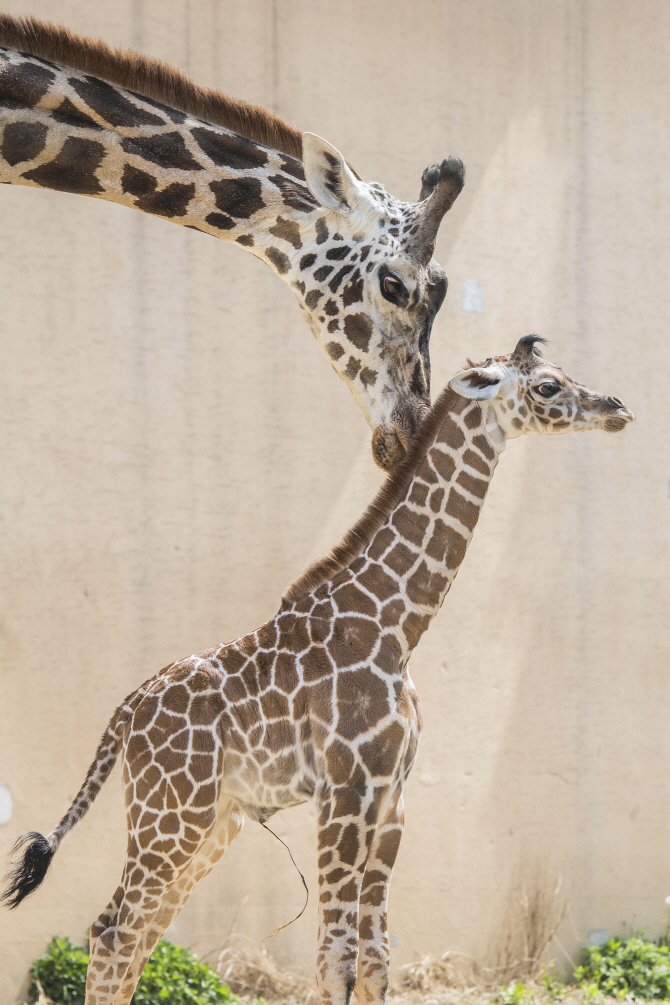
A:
351,391,502,653
0,47,318,279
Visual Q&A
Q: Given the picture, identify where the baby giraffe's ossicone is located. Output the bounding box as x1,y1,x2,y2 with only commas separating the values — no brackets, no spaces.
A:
2,336,633,1005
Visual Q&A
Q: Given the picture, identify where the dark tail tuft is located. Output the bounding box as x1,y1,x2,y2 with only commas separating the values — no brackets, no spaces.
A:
1,832,54,909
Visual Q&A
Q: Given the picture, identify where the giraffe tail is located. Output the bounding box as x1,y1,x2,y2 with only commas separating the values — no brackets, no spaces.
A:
1,703,127,909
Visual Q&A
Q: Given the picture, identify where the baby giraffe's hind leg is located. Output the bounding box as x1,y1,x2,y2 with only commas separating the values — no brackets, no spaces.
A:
86,860,171,1005
85,801,243,1005
89,884,125,948
114,801,244,1003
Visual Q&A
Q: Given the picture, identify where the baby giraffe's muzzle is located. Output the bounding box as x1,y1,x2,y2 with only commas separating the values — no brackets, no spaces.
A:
601,397,635,432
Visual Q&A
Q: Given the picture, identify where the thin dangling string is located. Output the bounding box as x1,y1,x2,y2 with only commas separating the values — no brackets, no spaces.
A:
259,821,309,939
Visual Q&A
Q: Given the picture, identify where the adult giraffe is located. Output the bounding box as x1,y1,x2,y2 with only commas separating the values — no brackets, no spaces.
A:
0,14,464,470
2,337,633,1005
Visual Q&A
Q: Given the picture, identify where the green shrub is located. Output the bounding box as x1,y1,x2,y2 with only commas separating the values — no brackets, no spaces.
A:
29,937,88,1004
498,979,535,1005
30,936,237,1005
575,936,670,1000
132,939,236,1005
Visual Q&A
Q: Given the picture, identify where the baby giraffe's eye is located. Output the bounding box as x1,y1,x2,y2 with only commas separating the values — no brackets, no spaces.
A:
536,381,560,398
380,272,408,305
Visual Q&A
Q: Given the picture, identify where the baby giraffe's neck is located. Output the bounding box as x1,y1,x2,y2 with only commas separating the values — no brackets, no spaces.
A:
288,390,504,658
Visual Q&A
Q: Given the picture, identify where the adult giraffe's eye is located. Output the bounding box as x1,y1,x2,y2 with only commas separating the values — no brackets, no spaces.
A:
380,272,407,304
536,381,560,398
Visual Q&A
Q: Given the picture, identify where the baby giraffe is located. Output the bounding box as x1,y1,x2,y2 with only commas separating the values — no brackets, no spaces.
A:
3,336,633,1005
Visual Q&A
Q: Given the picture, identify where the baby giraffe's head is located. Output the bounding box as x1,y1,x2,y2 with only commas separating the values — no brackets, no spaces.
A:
448,335,634,440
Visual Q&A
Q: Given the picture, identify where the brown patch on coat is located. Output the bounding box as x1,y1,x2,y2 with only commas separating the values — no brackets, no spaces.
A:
402,611,430,648
408,482,429,506
437,415,465,450
336,668,390,740
265,246,291,274
343,313,373,352
358,721,405,777
0,58,54,107
380,599,405,628
430,447,456,481
383,542,416,576
357,564,397,602
406,561,448,607
325,739,354,785
328,617,379,667
457,470,488,499
284,391,481,601
1,119,47,164
391,505,429,546
269,215,303,249
445,487,479,531
463,448,491,475
301,645,333,680
333,581,377,617
22,135,105,194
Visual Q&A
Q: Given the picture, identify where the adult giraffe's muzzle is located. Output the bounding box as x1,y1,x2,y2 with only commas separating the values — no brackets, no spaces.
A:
371,425,405,472
371,399,430,471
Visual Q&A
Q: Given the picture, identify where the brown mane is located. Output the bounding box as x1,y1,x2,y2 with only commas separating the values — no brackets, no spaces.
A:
284,386,472,602
0,13,304,160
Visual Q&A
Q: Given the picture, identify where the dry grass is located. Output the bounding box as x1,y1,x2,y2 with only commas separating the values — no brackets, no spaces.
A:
20,943,634,1005
23,980,54,1005
217,938,628,1005
216,873,571,1005
388,979,624,1005
396,951,470,993
485,872,567,986
218,941,320,1004
217,942,584,1005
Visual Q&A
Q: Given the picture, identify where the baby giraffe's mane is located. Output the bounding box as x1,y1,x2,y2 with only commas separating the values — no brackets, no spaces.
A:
0,13,304,159
284,385,476,602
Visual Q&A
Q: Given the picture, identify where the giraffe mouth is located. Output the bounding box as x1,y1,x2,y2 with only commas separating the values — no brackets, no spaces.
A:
602,407,634,432
371,425,405,471
603,416,629,432
371,398,430,470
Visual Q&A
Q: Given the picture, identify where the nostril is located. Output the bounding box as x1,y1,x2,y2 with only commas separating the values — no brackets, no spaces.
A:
608,396,624,407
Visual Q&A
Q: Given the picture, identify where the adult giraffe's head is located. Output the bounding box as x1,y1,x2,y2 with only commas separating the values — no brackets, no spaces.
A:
448,335,634,439
284,134,464,470
0,14,464,470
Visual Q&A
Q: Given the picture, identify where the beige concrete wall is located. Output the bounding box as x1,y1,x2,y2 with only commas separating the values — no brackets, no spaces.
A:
1,1,668,999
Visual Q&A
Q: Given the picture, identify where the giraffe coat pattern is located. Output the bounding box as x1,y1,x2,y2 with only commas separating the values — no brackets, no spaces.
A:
2,338,633,1005
0,15,465,470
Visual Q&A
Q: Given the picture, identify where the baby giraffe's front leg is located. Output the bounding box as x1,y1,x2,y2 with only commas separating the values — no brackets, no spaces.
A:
354,788,405,1004
315,786,380,1005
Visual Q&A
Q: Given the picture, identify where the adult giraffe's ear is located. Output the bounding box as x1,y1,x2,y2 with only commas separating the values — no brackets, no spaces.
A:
448,362,507,400
302,132,378,217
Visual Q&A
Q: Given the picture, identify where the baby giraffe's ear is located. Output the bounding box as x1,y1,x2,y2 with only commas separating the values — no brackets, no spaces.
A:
448,362,507,400
302,132,378,217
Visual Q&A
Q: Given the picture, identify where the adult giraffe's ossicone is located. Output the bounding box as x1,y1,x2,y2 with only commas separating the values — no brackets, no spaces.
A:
2,337,633,1005
0,14,465,469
